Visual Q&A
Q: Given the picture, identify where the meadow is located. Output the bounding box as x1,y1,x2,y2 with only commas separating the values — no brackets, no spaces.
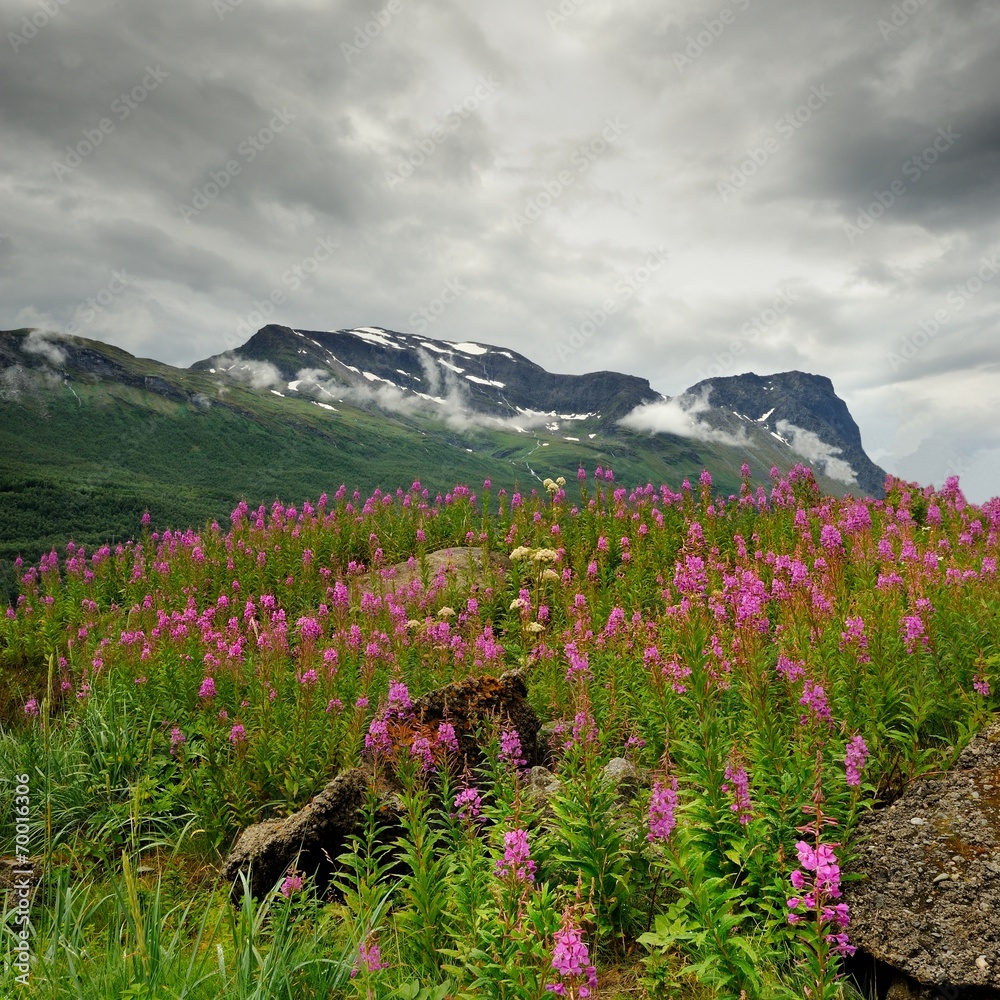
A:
0,464,997,998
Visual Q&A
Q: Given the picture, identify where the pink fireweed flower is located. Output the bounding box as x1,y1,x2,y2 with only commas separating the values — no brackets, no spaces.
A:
786,840,854,955
546,910,598,998
648,777,678,842
565,710,597,749
352,935,389,976
299,668,317,686
386,680,412,716
198,676,216,699
229,723,247,745
564,641,590,681
453,786,482,822
844,734,869,787
776,655,806,683
496,828,536,883
839,616,870,663
296,616,322,641
23,698,39,717
169,727,186,755
436,721,459,753
499,727,526,768
410,735,435,772
973,674,990,697
280,871,304,897
819,524,843,551
799,679,833,726
364,718,392,756
901,613,930,654
722,763,753,825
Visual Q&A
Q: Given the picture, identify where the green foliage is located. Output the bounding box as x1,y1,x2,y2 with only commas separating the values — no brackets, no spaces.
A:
0,466,997,997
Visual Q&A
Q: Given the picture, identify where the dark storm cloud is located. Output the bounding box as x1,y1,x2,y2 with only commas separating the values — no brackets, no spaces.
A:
2,0,999,498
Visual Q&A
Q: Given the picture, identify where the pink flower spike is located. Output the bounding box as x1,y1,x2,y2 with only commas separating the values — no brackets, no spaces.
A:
499,728,526,769
648,777,678,841
496,827,536,883
280,872,303,897
844,734,869,787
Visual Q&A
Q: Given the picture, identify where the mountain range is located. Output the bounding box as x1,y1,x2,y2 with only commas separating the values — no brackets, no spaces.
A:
0,323,886,569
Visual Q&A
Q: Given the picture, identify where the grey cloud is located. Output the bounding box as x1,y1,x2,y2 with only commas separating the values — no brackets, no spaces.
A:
2,0,999,499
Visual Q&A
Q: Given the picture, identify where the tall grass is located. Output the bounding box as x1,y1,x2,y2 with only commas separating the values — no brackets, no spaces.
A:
0,467,996,996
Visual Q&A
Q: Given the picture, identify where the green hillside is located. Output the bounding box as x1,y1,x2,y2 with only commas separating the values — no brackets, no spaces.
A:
0,330,855,572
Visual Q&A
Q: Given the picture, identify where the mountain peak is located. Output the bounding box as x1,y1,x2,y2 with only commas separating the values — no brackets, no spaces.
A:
192,324,661,424
686,369,884,496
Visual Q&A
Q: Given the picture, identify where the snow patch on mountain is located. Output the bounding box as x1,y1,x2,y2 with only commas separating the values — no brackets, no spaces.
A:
347,327,404,349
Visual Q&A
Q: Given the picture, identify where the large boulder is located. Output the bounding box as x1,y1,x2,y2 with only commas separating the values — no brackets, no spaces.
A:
844,719,1000,994
220,767,394,902
222,668,541,899
409,667,541,771
360,546,511,596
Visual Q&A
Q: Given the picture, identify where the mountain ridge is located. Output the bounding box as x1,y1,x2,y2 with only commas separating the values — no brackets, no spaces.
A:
0,324,887,569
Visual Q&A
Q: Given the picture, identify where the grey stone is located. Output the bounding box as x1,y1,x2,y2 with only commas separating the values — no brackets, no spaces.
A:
359,546,511,597
222,667,541,900
844,719,1000,992
601,757,641,799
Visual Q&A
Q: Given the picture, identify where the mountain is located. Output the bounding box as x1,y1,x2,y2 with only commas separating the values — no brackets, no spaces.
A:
190,324,661,423
0,324,886,572
684,371,887,498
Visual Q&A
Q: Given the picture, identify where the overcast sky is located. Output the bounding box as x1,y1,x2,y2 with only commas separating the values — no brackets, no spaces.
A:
3,0,999,500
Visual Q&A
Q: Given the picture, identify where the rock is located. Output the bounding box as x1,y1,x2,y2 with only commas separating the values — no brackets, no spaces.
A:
885,972,935,999
843,719,1000,993
0,856,41,910
223,668,541,899
536,721,563,766
221,767,396,901
525,766,563,816
601,757,642,799
361,546,511,597
409,667,542,771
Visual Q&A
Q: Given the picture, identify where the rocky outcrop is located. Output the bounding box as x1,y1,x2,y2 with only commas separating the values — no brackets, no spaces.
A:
222,668,541,899
408,667,542,771
221,766,384,902
193,324,661,424
844,720,1000,995
686,370,887,497
361,546,511,596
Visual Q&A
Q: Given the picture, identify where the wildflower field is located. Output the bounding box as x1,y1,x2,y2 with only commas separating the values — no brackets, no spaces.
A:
1,464,997,998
